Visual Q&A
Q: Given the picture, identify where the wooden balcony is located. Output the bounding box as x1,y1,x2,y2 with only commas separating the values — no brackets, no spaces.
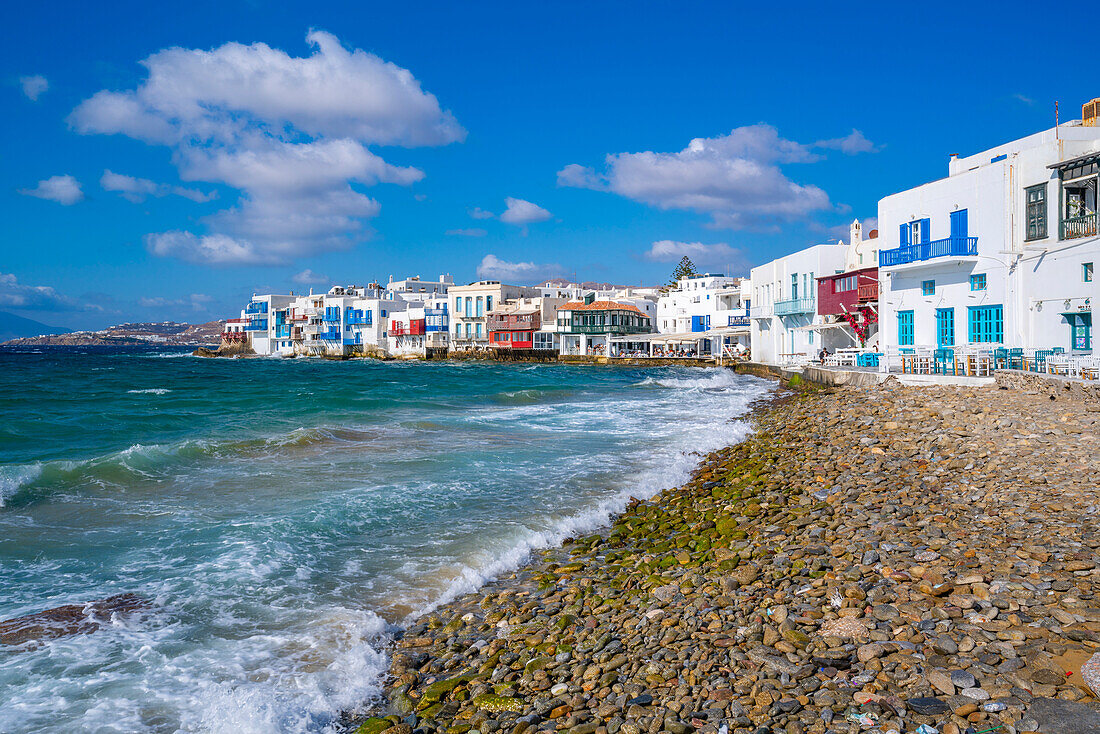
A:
858,282,879,302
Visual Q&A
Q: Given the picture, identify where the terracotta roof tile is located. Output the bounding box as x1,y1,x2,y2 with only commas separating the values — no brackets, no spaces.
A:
559,300,648,316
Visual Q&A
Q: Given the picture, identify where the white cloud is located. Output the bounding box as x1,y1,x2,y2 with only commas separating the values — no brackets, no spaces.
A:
70,30,464,147
468,207,494,220
558,124,837,229
643,240,746,269
18,175,84,205
815,129,878,155
101,169,216,203
445,228,487,237
292,269,329,285
0,272,87,311
145,231,265,265
476,254,564,283
20,75,48,101
499,197,551,226
70,30,462,265
139,293,212,310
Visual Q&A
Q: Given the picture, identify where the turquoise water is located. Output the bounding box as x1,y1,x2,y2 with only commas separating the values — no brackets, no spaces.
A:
0,351,771,733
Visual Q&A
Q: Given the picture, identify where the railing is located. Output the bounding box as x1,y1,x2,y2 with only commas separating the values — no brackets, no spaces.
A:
749,305,772,318
1061,214,1098,240
222,332,247,342
244,320,268,331
727,315,750,327
390,324,426,336
487,316,538,331
275,325,291,338
346,315,373,325
245,302,267,315
318,329,341,340
291,328,303,340
879,236,978,267
774,297,815,316
322,312,341,323
858,282,879,301
562,324,651,335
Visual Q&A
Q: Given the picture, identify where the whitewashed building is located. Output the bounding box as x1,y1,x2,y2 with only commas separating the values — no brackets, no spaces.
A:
655,274,750,354
878,104,1100,356
449,281,542,351
749,244,848,364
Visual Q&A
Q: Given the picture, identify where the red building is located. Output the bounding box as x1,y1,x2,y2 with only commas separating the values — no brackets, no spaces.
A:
487,310,540,349
817,267,879,315
816,266,879,346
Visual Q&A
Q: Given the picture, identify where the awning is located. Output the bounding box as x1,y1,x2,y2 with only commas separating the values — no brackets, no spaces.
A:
649,331,707,344
702,326,750,338
792,322,855,333
1048,151,1100,171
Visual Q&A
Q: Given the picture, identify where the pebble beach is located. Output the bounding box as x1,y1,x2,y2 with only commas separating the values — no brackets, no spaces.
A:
347,376,1100,734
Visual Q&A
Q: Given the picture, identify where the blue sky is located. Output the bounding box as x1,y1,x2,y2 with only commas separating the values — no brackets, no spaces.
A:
2,0,1092,329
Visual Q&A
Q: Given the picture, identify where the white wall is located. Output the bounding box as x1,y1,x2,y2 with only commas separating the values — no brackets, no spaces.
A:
749,244,846,363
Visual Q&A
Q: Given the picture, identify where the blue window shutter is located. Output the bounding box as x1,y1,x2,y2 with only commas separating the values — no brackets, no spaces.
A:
899,223,910,246
920,218,931,244
951,209,968,239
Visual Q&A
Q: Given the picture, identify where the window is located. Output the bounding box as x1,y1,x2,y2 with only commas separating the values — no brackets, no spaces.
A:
970,274,986,291
968,305,1004,343
1026,184,1047,240
936,308,955,347
1085,262,1094,282
487,295,493,311
898,310,914,346
1067,313,1092,351
922,280,935,296
476,297,484,317
835,275,857,292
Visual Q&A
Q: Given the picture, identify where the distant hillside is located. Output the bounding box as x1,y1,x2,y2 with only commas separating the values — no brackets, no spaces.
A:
0,311,71,342
2,319,225,347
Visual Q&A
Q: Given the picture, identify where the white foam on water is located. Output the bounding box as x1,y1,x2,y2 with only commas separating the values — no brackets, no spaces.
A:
127,388,172,394
0,463,43,507
403,369,771,620
0,364,773,733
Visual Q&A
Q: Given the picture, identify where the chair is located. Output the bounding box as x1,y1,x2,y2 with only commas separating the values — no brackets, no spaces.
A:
993,347,1008,370
934,348,956,375
1007,348,1024,371
1079,357,1099,381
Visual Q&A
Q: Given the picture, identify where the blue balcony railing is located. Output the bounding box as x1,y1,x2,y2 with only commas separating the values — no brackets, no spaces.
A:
727,315,750,327
318,329,341,340
244,320,268,332
879,236,978,267
245,302,268,315
323,312,341,323
275,325,291,338
346,311,372,325
774,297,815,316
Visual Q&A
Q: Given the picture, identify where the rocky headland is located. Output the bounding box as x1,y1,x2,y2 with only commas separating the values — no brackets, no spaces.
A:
346,377,1100,734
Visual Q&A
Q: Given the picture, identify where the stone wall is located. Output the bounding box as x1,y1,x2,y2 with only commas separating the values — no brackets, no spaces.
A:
994,369,1100,405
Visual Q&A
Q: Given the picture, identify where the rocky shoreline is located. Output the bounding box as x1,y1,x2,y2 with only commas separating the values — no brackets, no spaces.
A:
344,377,1100,734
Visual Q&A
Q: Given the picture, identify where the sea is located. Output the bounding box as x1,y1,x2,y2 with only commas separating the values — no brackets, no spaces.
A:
0,348,772,733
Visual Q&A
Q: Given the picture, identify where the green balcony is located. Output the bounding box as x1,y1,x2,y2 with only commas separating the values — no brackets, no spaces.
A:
773,297,815,316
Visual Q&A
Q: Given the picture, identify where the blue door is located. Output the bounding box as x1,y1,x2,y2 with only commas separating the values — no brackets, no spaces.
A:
950,209,968,240
936,308,955,346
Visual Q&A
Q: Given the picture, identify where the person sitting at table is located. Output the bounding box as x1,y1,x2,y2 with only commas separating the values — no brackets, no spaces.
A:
818,347,830,364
